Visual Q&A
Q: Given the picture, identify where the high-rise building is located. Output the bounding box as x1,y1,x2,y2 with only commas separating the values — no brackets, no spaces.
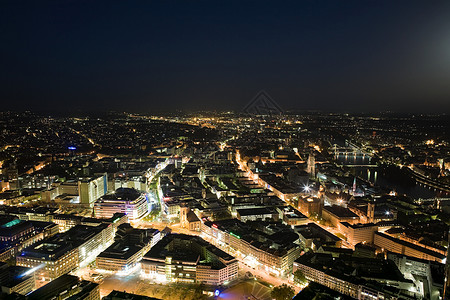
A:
78,173,108,207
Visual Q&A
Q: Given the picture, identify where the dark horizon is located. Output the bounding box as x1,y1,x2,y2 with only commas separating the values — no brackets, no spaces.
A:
2,0,450,113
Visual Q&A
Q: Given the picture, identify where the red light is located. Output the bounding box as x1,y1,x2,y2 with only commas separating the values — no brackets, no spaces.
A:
212,224,218,228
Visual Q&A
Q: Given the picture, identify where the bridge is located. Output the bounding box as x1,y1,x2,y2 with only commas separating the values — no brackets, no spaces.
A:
406,166,450,193
331,143,374,166
416,198,450,204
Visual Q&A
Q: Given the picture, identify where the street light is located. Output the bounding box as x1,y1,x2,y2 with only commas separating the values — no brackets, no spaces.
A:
303,185,311,193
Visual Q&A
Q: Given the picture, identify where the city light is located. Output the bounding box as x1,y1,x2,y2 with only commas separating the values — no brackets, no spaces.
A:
18,264,45,278
3,3,449,300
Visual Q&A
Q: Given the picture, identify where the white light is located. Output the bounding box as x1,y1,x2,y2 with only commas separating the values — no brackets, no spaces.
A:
19,264,46,278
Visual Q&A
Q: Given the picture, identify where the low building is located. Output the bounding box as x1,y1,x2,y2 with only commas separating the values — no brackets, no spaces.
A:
0,206,56,222
297,196,322,218
257,174,301,201
374,232,446,263
388,252,444,300
236,207,274,222
96,224,160,273
322,205,359,227
96,243,143,274
94,188,148,221
141,234,238,285
0,216,58,262
27,274,100,300
280,206,309,226
294,223,342,250
294,252,418,300
338,222,378,246
53,213,127,233
17,224,114,281
202,219,301,276
0,263,35,295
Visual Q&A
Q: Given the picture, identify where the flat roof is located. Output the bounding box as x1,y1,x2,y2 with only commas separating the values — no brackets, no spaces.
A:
323,205,358,219
375,232,445,260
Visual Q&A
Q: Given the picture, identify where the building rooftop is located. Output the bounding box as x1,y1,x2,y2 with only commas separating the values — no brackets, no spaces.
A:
236,207,273,216
103,290,161,300
100,188,142,201
144,234,235,266
375,232,446,260
323,205,359,219
27,274,80,300
97,241,142,260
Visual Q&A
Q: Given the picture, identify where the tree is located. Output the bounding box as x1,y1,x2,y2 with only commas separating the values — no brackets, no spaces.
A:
189,283,208,300
293,269,307,284
271,284,295,300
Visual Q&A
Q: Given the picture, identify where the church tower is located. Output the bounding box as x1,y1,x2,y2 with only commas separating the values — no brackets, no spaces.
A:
307,153,315,178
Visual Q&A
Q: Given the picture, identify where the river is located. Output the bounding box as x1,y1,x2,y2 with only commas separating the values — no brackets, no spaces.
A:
336,154,439,199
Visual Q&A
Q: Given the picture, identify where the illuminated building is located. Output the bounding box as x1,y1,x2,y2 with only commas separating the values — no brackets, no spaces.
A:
27,274,100,300
257,174,301,201
17,241,78,282
45,174,108,207
96,243,144,274
17,224,114,281
0,206,56,222
294,223,342,250
297,196,321,218
294,252,418,299
94,188,148,221
374,232,446,263
180,206,201,231
0,262,35,295
52,214,82,232
236,207,274,222
202,219,301,276
322,205,359,227
338,222,378,246
52,212,127,233
96,224,160,273
281,206,309,226
0,216,58,262
78,173,108,207
141,234,238,285
388,252,444,300
0,217,35,245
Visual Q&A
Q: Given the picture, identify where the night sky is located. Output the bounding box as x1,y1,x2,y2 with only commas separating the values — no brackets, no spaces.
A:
1,0,450,114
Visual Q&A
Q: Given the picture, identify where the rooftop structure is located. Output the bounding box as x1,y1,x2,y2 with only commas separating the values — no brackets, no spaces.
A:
141,234,238,285
94,188,148,221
